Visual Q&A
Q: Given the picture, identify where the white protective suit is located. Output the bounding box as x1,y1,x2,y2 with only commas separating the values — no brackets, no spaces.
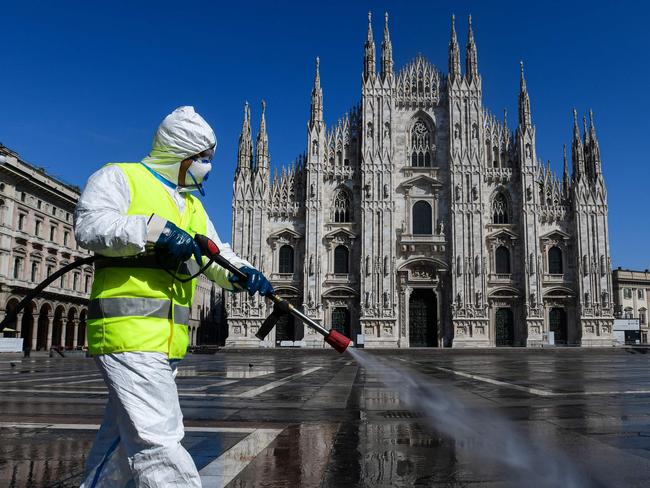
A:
76,107,250,488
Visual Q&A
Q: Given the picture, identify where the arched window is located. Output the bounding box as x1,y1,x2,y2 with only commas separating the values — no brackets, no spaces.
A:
410,119,435,167
493,146,499,167
412,201,432,235
334,245,349,274
333,190,352,223
548,246,563,275
279,245,294,274
13,257,22,279
495,246,511,274
492,193,509,224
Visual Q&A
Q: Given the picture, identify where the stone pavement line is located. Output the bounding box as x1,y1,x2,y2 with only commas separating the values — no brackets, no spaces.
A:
432,366,557,396
434,366,650,396
396,359,650,397
0,367,324,398
0,372,102,384
233,366,323,398
199,428,283,487
182,379,239,391
0,387,307,398
49,377,106,386
0,422,258,434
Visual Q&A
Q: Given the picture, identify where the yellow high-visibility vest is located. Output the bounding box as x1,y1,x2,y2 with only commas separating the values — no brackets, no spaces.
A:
87,162,207,359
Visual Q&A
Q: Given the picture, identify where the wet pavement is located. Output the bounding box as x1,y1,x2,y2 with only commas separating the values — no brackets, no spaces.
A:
1,348,650,487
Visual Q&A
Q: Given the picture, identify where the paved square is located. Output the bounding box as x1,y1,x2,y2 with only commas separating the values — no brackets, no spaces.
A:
1,348,650,487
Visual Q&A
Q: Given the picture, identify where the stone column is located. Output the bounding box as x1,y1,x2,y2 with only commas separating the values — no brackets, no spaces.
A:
46,314,54,350
398,286,406,347
60,322,67,349
72,321,78,348
271,243,278,276
31,314,38,351
435,288,443,347
15,312,23,337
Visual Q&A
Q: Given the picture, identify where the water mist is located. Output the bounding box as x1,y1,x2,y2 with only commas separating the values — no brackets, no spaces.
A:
347,349,597,488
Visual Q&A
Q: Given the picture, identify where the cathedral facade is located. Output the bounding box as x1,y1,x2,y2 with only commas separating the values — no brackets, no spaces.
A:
227,14,614,348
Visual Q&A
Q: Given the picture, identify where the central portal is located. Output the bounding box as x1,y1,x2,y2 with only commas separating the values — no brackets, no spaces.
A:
495,308,514,346
409,289,438,347
275,297,304,344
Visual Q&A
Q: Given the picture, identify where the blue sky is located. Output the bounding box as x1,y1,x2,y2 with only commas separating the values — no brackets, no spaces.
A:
1,1,648,269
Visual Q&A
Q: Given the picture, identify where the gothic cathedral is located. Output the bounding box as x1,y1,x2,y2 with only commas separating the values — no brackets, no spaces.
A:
228,14,614,348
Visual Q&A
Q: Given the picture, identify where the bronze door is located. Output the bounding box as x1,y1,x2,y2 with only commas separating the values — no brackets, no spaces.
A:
409,289,437,347
549,308,567,344
276,314,296,343
495,308,514,346
331,307,351,337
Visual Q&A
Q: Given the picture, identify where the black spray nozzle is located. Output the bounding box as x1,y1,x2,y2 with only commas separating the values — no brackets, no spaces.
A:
255,300,291,340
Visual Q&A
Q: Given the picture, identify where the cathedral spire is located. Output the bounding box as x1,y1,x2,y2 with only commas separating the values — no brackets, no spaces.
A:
381,12,393,79
465,15,479,82
589,109,602,176
563,143,570,195
583,115,590,145
518,61,532,129
448,14,461,80
255,100,269,171
571,109,585,181
364,12,376,80
310,57,324,129
237,101,253,172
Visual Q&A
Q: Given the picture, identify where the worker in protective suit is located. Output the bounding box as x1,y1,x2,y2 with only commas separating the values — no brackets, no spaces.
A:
75,106,273,487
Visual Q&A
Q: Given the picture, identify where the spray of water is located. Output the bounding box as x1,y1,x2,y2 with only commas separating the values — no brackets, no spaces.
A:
347,349,595,488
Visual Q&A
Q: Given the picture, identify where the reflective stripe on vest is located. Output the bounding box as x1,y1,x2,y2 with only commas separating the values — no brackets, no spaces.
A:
88,298,190,326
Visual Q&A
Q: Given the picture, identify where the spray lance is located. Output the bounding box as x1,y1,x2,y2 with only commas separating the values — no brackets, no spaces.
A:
0,235,353,354
193,235,352,353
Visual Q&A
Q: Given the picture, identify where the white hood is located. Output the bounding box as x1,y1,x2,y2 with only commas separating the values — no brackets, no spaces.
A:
141,106,216,186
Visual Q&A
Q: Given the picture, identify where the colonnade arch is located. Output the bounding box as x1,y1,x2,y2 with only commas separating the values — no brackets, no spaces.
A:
2,298,88,350
20,302,36,350
36,303,52,350
52,306,65,348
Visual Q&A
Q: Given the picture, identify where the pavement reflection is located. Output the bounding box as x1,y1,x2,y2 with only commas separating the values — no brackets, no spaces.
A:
1,349,650,487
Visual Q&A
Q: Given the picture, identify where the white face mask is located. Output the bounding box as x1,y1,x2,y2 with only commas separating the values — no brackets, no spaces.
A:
179,156,212,195
188,157,212,183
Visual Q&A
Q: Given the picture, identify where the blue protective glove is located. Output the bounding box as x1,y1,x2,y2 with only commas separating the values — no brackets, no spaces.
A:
154,221,202,268
228,266,275,297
